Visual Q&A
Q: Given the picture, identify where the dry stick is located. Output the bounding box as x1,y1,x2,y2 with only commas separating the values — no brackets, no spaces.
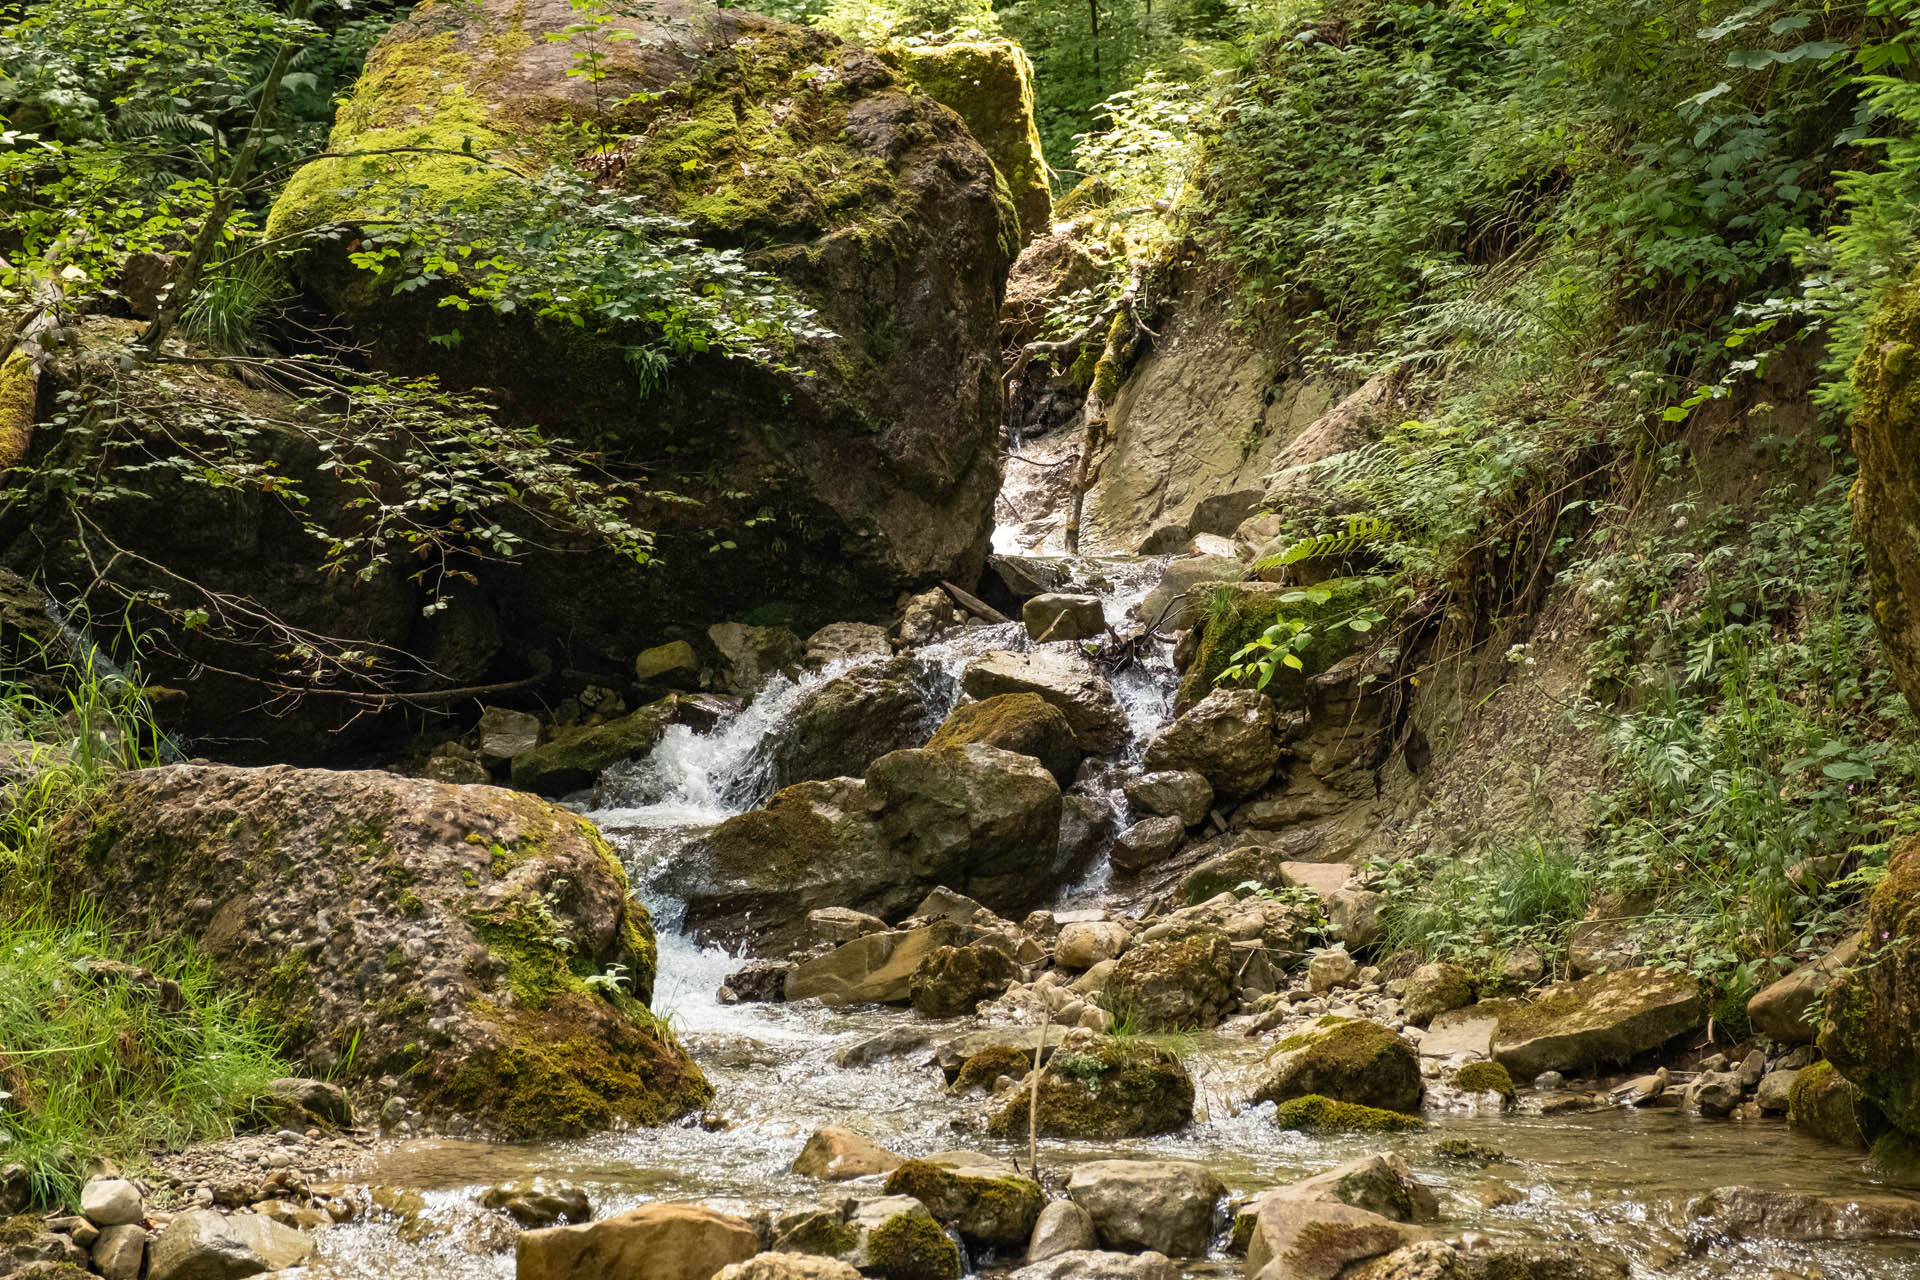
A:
1027,1005,1051,1180
941,580,1011,625
140,0,314,357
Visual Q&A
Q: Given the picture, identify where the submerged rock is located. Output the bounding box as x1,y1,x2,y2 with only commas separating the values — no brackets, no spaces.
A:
1686,1185,1920,1241
986,1037,1194,1139
517,1203,760,1280
480,1179,593,1228
1251,1017,1422,1113
1269,1096,1424,1134
45,764,709,1136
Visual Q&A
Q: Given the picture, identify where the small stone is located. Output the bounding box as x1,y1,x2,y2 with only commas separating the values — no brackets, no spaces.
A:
1691,1070,1746,1117
92,1224,150,1280
80,1178,144,1228
476,705,542,759
1024,593,1107,643
1056,922,1129,969
1306,948,1357,993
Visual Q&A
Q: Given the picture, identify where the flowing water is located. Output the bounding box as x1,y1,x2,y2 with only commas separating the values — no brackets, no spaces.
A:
300,555,1920,1280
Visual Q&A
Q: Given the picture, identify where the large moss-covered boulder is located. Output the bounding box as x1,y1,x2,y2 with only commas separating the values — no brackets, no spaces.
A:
891,41,1050,243
1787,1060,1874,1149
883,1155,1044,1249
1250,1017,1422,1114
42,765,710,1137
1104,927,1237,1030
1820,833,1920,1138
1849,281,1920,713
986,1037,1194,1138
267,0,1020,677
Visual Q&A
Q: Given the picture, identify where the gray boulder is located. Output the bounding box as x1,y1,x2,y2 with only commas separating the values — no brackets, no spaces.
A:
772,657,932,787
1124,770,1213,826
148,1210,314,1280
961,650,1129,753
1143,690,1281,797
1025,593,1107,642
1066,1160,1225,1257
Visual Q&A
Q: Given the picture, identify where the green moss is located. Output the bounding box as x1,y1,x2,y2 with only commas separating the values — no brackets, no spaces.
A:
1272,1094,1424,1133
1255,1017,1422,1113
1432,1137,1511,1164
868,1214,962,1280
952,1044,1032,1092
397,889,426,917
1451,1060,1516,1103
891,40,1048,243
985,1037,1194,1138
881,1160,1042,1247
1181,580,1372,706
431,993,712,1138
1787,1059,1872,1149
0,350,37,467
267,34,527,243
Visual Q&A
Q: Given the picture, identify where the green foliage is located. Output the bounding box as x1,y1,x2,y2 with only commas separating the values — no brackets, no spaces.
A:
346,164,832,386
0,655,284,1212
1377,838,1593,974
1217,580,1384,689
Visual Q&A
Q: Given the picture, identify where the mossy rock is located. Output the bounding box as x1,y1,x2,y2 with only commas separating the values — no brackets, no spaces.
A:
265,0,1022,693
889,40,1050,242
1450,1060,1516,1106
867,1212,963,1280
1271,1095,1424,1134
1179,580,1374,707
1178,844,1290,905
1252,1017,1423,1113
1787,1059,1875,1150
0,350,36,468
925,692,1082,785
952,1044,1034,1093
984,1036,1195,1138
44,763,709,1137
509,697,682,794
1849,279,1920,713
882,1158,1043,1248
1104,927,1237,1030
1819,834,1920,1141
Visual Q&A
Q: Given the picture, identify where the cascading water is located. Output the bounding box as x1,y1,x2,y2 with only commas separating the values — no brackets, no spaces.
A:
297,549,1909,1280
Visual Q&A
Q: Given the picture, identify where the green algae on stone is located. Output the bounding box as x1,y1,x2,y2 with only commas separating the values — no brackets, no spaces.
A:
1271,1094,1425,1134
1819,834,1920,1141
925,692,1081,785
951,1044,1034,1093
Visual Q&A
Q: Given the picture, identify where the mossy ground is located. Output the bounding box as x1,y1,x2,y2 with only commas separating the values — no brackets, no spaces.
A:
1273,1094,1425,1133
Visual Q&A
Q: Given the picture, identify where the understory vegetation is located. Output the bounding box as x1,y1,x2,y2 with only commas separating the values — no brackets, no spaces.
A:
0,653,286,1209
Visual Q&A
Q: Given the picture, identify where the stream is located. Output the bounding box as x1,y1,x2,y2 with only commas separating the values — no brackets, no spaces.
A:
294,545,1920,1280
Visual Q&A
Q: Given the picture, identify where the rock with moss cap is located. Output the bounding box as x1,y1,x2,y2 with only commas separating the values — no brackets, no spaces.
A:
510,696,686,794
882,1154,1044,1249
1849,277,1920,714
1240,1196,1430,1280
267,0,1019,687
1251,1018,1422,1113
43,764,710,1138
986,1036,1194,1138
927,693,1082,785
889,40,1050,243
1270,1096,1424,1135
1787,1060,1875,1149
